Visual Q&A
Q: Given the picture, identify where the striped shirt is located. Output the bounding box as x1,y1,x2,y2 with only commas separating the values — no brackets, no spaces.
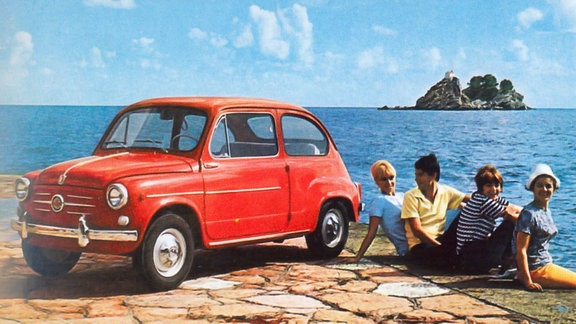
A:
456,191,509,254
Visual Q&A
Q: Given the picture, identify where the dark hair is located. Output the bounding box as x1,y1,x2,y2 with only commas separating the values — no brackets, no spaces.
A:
415,153,440,181
529,174,559,192
474,165,504,191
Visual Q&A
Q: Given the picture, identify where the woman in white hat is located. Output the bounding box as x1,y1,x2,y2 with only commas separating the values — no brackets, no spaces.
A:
514,164,576,291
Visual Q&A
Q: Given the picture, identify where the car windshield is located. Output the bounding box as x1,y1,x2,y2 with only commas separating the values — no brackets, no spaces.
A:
102,106,207,152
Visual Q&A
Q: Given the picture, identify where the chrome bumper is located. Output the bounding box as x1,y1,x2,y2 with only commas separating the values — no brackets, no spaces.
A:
11,214,138,248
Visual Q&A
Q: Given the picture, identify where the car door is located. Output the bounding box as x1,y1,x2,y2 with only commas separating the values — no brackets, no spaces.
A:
281,114,332,230
201,111,290,242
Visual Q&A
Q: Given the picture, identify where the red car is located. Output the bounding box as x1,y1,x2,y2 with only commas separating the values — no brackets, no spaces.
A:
12,97,362,290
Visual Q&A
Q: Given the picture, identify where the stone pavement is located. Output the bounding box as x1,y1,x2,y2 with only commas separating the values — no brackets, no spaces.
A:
0,178,573,322
0,232,534,323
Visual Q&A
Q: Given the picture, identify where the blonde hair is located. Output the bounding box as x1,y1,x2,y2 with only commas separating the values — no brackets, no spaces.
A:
370,160,396,181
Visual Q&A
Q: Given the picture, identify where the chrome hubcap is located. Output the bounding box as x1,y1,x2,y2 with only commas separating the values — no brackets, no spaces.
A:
153,228,186,277
322,209,343,248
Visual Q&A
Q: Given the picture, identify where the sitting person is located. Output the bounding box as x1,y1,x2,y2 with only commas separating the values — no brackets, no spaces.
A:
344,160,408,262
514,164,576,291
401,153,470,268
456,165,521,274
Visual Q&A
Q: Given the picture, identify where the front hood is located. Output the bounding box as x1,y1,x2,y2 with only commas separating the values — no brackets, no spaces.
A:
35,152,195,188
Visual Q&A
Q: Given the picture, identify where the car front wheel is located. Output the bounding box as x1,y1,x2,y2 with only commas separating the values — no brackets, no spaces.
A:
22,239,81,277
139,213,194,291
305,201,349,258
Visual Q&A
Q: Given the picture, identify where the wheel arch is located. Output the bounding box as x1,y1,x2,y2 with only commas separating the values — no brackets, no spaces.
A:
319,196,356,225
146,204,204,250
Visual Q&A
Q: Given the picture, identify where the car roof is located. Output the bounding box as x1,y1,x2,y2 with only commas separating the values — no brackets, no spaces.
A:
127,97,308,114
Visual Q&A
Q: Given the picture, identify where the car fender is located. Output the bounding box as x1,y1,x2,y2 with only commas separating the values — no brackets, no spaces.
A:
305,176,361,229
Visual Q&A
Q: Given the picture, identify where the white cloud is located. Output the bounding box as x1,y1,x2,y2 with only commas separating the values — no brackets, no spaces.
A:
90,47,106,68
41,67,54,76
188,28,228,48
249,5,290,60
139,58,162,70
233,25,254,48
517,8,544,30
10,31,33,66
357,47,383,70
0,31,34,91
129,37,165,72
188,28,207,40
281,4,314,65
547,0,576,32
210,35,228,48
372,25,397,36
132,37,155,53
247,4,314,64
356,46,398,73
423,47,442,70
510,39,529,61
83,0,135,9
457,48,467,61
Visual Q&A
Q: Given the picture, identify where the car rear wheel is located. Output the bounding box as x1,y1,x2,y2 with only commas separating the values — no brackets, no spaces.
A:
305,201,349,258
22,240,81,277
139,213,194,291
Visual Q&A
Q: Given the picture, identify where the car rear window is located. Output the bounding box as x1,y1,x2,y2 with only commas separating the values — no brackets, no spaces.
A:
281,115,328,156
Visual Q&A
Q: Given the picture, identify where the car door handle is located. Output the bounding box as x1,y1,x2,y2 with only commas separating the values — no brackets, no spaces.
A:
203,162,220,169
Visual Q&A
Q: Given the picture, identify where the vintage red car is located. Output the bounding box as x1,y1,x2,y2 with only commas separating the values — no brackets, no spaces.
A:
12,97,362,290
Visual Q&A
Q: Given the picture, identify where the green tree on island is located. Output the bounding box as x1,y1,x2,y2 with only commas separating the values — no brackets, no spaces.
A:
463,74,514,101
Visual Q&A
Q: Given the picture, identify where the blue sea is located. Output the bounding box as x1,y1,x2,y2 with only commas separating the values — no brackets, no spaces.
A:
1,105,575,270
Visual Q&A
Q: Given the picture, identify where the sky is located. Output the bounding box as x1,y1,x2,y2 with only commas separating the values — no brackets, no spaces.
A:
1,0,575,108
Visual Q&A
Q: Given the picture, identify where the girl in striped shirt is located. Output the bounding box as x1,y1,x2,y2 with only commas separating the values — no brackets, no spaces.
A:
456,165,521,274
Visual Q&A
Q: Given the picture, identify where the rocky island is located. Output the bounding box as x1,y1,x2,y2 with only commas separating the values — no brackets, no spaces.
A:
380,71,530,110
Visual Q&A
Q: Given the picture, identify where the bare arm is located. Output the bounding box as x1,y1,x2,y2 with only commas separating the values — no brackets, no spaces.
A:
408,217,441,246
503,204,521,222
343,216,380,263
459,194,471,209
515,231,543,292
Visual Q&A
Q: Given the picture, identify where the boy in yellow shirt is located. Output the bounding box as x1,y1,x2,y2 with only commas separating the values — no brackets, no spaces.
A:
401,154,469,268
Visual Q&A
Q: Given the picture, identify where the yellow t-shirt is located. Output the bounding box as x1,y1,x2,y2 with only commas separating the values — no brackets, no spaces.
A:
401,184,465,248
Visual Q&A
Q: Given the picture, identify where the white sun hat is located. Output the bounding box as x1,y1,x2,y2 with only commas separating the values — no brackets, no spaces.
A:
526,164,560,190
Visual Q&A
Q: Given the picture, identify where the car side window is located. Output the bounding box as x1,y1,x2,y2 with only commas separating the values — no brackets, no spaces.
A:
281,115,328,156
209,113,278,158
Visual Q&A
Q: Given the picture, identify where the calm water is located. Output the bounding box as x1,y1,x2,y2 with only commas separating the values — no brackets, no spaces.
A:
1,105,575,270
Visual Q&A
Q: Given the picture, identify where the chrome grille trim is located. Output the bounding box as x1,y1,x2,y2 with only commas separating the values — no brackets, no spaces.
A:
68,195,94,200
32,190,99,215
67,211,93,216
65,202,97,208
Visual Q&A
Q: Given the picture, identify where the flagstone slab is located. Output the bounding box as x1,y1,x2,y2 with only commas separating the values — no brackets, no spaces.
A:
245,293,329,309
374,281,451,298
193,303,280,319
318,291,413,314
180,277,241,290
419,294,510,317
124,293,220,308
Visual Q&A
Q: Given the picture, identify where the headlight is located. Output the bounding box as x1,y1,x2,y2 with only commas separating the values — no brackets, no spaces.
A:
106,184,128,210
15,177,30,201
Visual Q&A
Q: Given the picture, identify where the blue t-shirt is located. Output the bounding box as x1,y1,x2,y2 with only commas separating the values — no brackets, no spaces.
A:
367,192,409,256
513,202,558,270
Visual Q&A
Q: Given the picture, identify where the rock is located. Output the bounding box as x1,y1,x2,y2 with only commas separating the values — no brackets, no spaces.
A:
415,74,465,110
381,71,530,110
